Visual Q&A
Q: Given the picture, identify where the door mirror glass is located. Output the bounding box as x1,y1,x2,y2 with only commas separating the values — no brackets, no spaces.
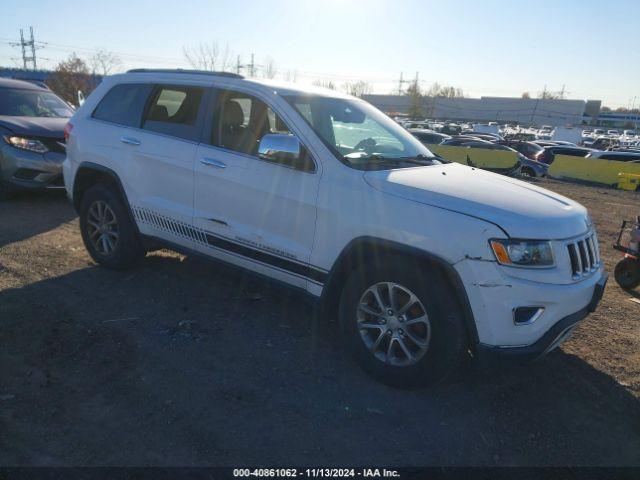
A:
258,133,301,164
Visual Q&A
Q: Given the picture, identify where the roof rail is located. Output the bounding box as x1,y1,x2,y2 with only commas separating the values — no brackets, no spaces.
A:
126,68,243,79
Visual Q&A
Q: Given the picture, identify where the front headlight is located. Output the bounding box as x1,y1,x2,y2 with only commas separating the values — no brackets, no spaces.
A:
490,239,555,268
3,136,49,154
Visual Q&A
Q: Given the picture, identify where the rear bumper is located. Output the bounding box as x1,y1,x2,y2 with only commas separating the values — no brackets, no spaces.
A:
476,272,608,363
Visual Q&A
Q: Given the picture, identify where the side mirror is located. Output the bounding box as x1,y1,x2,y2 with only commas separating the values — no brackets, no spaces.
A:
259,133,301,163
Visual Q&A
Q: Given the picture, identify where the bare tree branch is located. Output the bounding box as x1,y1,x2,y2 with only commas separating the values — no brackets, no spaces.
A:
263,57,277,79
89,49,122,76
183,42,232,71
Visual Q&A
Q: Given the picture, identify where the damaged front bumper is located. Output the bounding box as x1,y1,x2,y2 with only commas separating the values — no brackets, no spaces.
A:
475,273,607,362
454,255,607,359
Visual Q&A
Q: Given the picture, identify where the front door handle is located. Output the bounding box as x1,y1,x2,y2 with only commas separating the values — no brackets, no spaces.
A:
200,157,227,169
120,136,141,146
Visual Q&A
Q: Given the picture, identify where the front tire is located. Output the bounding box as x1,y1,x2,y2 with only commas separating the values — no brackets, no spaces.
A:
339,258,468,389
614,257,640,290
521,167,535,178
79,184,145,270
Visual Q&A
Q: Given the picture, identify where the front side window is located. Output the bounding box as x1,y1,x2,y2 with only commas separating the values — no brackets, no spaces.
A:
210,90,313,172
284,95,439,170
93,83,152,127
142,85,204,141
0,89,73,118
212,90,295,156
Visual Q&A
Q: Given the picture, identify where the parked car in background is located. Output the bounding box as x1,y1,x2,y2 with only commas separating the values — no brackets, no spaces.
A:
497,140,544,160
552,126,582,145
463,132,503,142
440,123,462,136
535,146,595,165
518,155,548,178
408,128,451,145
586,151,640,162
0,78,73,199
63,69,606,388
533,140,562,148
587,137,619,150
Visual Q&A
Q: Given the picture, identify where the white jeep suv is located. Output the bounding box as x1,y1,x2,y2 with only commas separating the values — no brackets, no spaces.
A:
63,69,607,388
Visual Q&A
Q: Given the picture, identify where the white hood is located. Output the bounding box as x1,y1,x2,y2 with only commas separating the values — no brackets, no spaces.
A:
364,163,589,239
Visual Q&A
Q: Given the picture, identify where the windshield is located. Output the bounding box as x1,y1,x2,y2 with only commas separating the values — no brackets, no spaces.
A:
283,94,439,170
0,89,73,118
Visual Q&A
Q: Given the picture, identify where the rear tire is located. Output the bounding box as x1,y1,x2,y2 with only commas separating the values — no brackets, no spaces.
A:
614,257,640,290
339,257,468,389
79,184,145,270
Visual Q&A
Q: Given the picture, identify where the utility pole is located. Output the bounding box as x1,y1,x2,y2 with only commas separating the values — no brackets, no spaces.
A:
397,72,404,95
10,26,40,71
20,29,27,69
249,53,255,77
236,55,241,74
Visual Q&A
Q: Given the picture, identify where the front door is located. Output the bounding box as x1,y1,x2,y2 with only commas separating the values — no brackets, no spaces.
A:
193,89,322,289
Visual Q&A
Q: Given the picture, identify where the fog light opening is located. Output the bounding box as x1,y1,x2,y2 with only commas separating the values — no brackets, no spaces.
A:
513,306,545,325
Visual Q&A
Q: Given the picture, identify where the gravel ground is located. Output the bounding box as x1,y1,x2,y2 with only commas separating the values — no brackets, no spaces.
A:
0,179,639,466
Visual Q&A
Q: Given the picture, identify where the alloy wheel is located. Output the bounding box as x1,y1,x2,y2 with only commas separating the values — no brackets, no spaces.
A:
86,200,119,256
356,282,431,366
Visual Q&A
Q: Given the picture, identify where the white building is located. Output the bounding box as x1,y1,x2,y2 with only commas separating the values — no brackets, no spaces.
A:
362,94,602,126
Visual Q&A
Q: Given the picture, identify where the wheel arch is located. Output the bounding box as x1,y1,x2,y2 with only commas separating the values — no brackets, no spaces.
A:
320,236,479,346
72,162,139,233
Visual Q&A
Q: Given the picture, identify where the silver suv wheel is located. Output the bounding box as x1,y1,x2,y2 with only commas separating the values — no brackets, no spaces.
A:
86,200,119,256
357,282,431,367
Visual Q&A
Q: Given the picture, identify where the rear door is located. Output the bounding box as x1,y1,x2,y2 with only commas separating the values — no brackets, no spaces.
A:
192,88,321,289
120,84,208,242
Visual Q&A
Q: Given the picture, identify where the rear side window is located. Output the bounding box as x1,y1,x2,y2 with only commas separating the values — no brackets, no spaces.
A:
142,85,204,141
92,83,152,127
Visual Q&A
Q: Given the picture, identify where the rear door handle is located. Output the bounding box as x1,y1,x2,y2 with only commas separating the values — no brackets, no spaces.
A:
120,136,141,146
200,157,227,169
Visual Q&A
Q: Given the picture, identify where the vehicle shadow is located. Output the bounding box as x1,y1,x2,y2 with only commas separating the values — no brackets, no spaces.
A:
1,252,639,466
0,190,75,249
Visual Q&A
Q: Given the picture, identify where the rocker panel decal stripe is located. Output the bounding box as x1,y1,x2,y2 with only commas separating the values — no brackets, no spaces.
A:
132,206,328,284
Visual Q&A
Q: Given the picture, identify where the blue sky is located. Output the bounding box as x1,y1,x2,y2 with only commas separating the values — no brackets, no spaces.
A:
1,0,638,107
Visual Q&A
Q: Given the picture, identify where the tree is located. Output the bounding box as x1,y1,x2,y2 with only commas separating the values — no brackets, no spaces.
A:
539,87,562,100
89,49,122,76
46,54,97,106
262,57,277,79
424,82,464,98
312,79,336,90
521,91,531,99
406,79,423,118
283,70,298,82
343,80,372,97
183,42,232,71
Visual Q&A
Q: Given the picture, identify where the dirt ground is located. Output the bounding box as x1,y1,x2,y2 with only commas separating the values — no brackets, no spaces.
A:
1,178,639,467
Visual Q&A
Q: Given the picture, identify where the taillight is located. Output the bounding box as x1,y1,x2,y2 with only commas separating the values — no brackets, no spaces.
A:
64,122,73,142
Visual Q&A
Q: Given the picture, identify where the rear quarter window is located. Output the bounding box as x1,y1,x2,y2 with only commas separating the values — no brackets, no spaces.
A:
92,83,153,127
